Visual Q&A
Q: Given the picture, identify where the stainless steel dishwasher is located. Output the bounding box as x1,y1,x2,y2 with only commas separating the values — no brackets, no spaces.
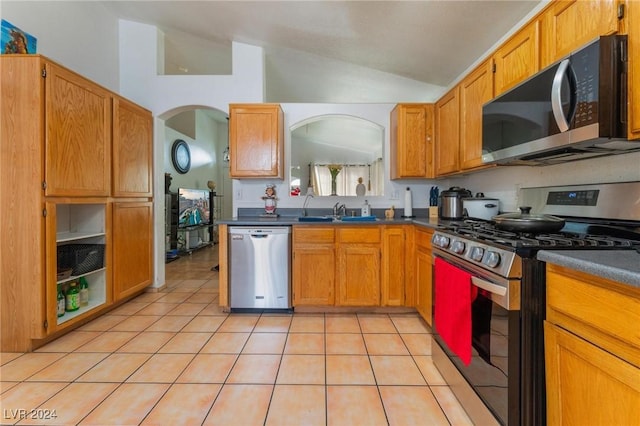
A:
229,226,291,312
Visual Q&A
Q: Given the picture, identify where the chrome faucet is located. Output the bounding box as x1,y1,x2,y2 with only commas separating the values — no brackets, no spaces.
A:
333,202,346,217
302,193,314,216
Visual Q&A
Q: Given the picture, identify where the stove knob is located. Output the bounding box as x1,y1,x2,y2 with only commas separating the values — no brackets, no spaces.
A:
469,246,484,262
451,240,466,254
484,251,501,268
433,234,450,248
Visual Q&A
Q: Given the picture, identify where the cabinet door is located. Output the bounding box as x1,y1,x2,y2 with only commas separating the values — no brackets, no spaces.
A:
293,245,335,305
45,62,111,196
229,104,283,178
112,201,153,301
629,0,640,140
381,227,405,306
337,245,380,306
112,97,153,197
493,20,540,96
415,247,433,326
434,86,460,176
541,0,619,68
460,59,494,171
545,322,640,425
390,104,434,179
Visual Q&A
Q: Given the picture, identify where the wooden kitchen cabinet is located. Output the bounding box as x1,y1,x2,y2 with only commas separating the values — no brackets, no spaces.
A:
459,59,494,171
229,103,284,178
434,86,460,176
545,264,640,425
390,103,435,179
540,0,620,68
628,0,640,140
1,55,153,352
45,60,112,197
414,227,434,325
493,19,540,97
112,202,153,301
381,226,405,306
112,97,153,197
336,227,381,306
292,227,336,305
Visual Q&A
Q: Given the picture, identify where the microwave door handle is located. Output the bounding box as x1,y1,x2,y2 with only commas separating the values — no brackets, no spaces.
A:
551,59,575,132
471,276,507,296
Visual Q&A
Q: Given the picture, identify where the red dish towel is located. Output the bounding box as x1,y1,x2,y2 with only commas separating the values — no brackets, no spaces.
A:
434,257,477,366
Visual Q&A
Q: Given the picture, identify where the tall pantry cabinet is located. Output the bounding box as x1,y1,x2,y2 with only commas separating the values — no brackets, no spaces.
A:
0,55,153,352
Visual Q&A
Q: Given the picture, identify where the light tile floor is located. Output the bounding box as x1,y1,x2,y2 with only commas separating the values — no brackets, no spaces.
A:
0,245,473,425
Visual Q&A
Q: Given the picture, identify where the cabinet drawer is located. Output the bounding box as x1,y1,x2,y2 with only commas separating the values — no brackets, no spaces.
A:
337,227,381,244
547,264,640,366
415,228,433,251
293,227,335,244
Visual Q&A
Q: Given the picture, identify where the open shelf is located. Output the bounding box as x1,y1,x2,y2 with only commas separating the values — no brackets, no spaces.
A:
55,202,108,327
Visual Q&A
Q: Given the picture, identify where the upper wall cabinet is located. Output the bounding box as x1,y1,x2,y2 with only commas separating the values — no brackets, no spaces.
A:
229,103,284,178
390,103,434,179
434,86,460,176
45,62,112,197
112,97,153,197
540,0,621,68
493,19,540,97
459,59,494,171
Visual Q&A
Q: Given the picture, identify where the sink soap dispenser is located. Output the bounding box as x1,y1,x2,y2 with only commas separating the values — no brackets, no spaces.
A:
361,199,371,217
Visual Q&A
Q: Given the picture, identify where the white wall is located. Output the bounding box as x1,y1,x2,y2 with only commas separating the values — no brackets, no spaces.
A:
1,1,120,92
119,20,265,288
165,111,221,192
453,152,640,213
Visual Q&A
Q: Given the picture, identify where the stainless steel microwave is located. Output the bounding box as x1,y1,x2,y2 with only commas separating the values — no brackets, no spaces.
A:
482,35,640,165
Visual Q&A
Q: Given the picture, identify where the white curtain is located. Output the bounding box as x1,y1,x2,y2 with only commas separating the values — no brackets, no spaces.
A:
313,163,382,196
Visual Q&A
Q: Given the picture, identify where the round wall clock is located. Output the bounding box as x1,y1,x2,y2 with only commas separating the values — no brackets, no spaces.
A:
171,139,191,174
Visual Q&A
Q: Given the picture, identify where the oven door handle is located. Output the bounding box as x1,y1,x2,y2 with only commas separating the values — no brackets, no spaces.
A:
471,276,507,296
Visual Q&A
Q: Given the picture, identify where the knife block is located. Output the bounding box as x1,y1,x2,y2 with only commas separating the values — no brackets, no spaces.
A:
429,206,439,218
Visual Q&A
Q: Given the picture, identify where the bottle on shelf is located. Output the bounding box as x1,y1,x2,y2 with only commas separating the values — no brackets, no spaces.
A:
57,285,66,317
79,277,89,307
65,282,80,312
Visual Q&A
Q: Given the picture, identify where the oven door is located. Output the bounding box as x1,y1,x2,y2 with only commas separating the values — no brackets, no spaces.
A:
432,252,521,426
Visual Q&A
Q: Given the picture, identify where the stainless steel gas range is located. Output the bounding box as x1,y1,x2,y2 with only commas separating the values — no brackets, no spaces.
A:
430,182,640,426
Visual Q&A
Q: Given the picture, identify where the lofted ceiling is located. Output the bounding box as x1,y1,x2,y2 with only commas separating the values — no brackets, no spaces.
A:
102,0,545,103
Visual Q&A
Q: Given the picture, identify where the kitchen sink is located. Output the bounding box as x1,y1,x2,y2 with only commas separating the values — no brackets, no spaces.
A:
297,216,334,222
340,216,378,222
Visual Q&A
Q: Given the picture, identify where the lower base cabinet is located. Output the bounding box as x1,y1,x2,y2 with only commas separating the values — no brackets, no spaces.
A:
415,227,434,325
112,201,153,301
545,322,640,425
382,226,406,306
336,227,380,306
337,245,380,306
292,225,390,307
292,227,335,305
545,264,640,425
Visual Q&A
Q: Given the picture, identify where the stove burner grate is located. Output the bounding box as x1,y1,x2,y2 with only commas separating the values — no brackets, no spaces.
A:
440,220,640,249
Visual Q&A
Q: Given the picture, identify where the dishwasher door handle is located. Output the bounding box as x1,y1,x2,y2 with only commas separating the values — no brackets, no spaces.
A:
250,234,269,239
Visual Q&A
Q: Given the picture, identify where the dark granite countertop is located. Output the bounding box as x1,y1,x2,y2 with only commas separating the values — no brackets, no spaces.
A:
217,208,443,229
217,215,442,229
537,250,640,289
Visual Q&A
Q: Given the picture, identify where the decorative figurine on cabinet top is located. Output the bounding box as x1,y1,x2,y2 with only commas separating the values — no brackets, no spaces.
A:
262,184,278,217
